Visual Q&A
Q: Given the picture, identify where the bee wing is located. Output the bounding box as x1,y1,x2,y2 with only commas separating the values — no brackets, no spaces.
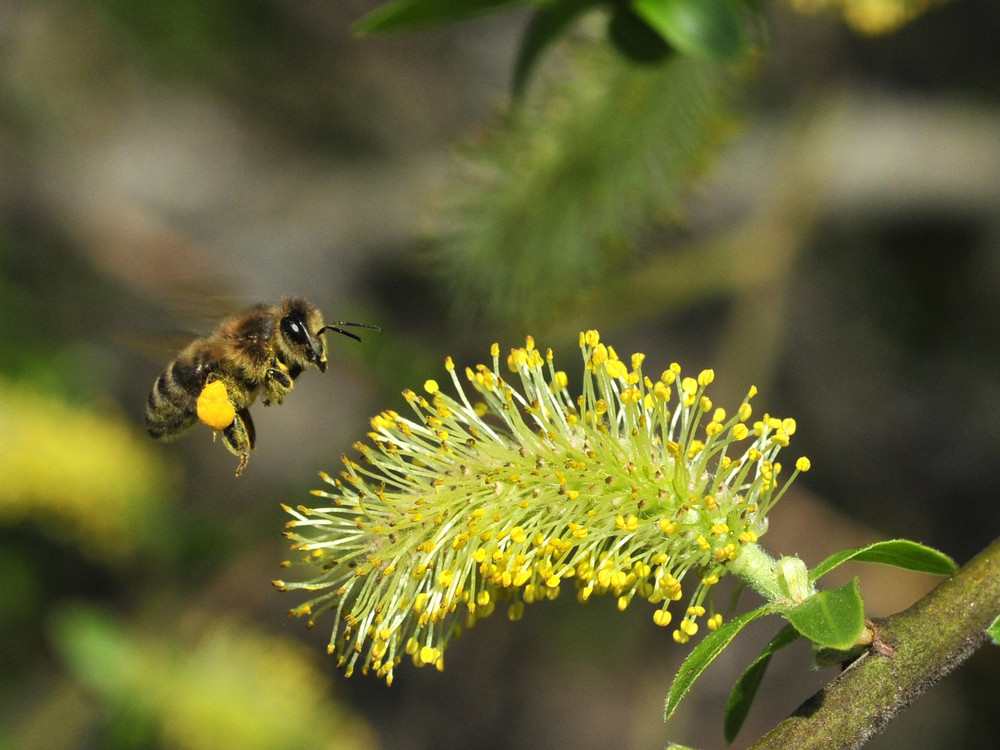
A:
113,329,202,362
157,283,244,327
113,281,250,362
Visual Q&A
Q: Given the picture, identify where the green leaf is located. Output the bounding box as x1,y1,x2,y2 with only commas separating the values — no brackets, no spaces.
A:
607,4,673,64
631,0,748,61
664,604,774,722
810,539,958,582
355,0,524,35
785,579,865,651
988,614,1000,646
724,624,801,743
513,0,600,97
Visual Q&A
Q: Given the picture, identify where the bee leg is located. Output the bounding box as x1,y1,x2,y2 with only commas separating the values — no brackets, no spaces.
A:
263,359,294,406
241,408,256,449
222,408,256,477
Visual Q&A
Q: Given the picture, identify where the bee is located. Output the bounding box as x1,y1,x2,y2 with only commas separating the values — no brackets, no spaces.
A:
145,298,378,476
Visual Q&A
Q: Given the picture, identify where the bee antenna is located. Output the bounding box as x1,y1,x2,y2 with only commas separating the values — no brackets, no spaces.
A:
319,321,381,343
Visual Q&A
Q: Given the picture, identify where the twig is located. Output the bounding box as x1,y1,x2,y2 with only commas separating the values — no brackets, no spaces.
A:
750,536,1000,749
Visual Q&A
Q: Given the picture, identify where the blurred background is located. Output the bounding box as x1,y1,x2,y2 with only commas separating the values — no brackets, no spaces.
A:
2,0,999,748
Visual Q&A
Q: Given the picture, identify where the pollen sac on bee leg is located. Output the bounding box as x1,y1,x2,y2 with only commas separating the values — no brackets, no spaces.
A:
197,380,237,430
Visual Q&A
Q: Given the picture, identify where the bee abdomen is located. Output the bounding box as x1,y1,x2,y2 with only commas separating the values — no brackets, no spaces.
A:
145,360,203,440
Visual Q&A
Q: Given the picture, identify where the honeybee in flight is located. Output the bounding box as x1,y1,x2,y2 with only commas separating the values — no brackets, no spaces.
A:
145,298,378,476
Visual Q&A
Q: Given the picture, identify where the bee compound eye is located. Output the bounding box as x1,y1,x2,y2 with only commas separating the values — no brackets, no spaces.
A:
280,314,309,345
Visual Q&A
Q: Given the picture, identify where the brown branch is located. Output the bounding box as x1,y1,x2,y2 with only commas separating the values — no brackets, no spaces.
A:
749,536,1000,749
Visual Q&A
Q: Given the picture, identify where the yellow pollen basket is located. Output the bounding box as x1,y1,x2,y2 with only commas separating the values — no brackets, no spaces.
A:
197,380,236,430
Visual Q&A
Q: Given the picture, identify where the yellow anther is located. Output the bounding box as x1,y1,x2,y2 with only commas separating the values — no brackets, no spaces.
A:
591,344,608,367
659,518,679,535
508,349,528,371
605,359,629,380
418,646,440,665
715,544,739,561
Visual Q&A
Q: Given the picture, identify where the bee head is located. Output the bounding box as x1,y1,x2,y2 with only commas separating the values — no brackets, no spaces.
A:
279,299,379,374
279,299,329,372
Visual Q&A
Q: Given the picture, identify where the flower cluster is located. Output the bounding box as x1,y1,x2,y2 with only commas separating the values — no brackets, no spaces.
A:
275,332,809,684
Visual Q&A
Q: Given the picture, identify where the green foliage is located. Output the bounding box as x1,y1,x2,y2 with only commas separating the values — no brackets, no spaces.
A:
632,0,748,61
356,0,754,94
810,539,958,582
664,604,775,722
429,48,742,327
607,4,674,64
783,579,865,650
513,0,602,95
666,544,957,742
354,0,755,327
988,614,1000,645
